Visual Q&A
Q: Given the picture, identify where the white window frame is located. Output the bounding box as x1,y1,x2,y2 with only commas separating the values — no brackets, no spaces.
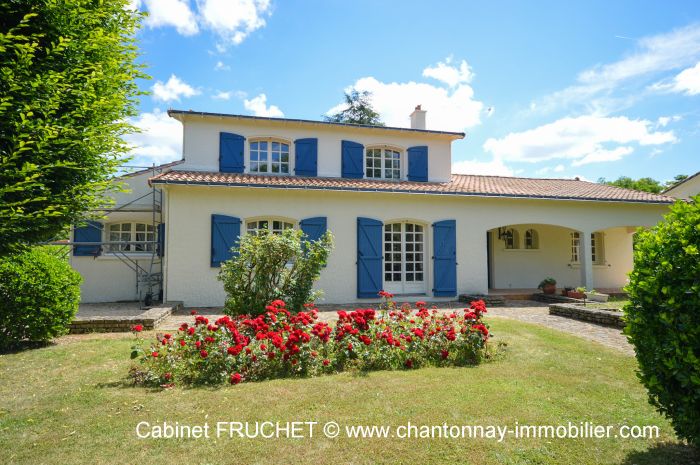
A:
106,222,155,253
524,229,539,250
570,232,604,265
248,138,292,175
383,221,427,294
365,146,403,180
245,217,296,235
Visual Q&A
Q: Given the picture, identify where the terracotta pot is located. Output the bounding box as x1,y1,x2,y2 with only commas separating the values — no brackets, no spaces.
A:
542,283,556,294
567,291,585,299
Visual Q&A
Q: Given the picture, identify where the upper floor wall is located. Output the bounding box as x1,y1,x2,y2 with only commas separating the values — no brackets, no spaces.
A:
170,111,464,183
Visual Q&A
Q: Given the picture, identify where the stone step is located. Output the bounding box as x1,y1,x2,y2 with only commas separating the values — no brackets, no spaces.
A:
459,294,506,307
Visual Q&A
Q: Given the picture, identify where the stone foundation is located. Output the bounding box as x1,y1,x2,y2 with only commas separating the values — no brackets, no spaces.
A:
549,303,625,329
69,302,182,333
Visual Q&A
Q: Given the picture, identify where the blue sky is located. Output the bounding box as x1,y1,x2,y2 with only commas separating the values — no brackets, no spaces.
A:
127,0,700,182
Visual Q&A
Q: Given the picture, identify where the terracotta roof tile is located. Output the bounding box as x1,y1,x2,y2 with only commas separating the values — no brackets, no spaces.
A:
149,170,674,204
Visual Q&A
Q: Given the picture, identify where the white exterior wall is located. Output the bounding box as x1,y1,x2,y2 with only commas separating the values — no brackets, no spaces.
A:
490,225,635,290
70,169,165,303
163,183,668,307
177,117,455,182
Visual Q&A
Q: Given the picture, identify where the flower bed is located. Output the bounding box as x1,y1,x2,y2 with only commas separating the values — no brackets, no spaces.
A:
128,295,495,387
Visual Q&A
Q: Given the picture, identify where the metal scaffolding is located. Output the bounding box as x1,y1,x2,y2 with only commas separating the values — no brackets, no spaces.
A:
49,163,165,308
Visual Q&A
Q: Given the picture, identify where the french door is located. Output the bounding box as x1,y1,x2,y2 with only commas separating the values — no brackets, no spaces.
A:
383,222,426,294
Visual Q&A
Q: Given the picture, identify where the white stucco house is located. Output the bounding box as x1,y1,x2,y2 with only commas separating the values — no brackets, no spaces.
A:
70,107,674,307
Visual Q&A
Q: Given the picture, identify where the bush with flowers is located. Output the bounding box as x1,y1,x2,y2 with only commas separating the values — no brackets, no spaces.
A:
129,292,497,387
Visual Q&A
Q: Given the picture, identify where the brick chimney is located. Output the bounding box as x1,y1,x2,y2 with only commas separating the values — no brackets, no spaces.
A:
410,105,426,130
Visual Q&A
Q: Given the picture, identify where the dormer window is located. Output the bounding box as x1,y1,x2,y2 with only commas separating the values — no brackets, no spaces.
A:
366,147,401,180
250,139,290,174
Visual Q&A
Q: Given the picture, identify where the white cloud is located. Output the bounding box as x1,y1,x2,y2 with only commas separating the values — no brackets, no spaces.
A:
124,109,182,165
659,61,700,95
212,90,232,100
554,164,565,172
152,74,200,102
656,115,682,127
452,157,514,177
197,0,272,47
243,93,284,117
484,115,676,165
141,0,198,35
422,56,474,87
214,60,230,71
537,23,700,113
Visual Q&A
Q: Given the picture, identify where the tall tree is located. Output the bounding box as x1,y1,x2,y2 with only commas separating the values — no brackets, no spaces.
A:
664,174,689,190
324,90,384,126
0,0,145,255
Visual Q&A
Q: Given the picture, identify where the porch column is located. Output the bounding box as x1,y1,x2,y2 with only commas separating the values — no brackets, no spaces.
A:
578,229,594,290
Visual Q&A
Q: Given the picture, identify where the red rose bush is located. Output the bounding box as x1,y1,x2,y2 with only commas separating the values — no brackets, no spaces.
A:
129,295,494,387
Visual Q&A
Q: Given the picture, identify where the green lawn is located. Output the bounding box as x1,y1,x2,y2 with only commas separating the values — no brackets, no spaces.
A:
583,299,629,310
0,319,696,465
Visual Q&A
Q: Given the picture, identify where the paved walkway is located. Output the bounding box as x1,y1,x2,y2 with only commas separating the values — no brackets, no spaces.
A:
159,300,634,356
486,301,634,356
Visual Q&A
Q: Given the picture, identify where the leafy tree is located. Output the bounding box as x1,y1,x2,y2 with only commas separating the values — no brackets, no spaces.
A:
598,176,665,194
0,0,145,255
664,174,689,190
625,197,700,446
324,90,384,126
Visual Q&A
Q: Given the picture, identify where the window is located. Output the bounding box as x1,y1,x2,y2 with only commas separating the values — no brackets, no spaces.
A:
246,219,294,235
503,228,519,249
384,222,425,293
570,232,604,264
524,229,539,249
107,222,155,252
366,147,401,180
250,140,290,174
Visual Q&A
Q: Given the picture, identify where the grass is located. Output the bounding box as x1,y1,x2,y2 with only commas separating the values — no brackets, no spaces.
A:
583,299,629,310
0,318,697,465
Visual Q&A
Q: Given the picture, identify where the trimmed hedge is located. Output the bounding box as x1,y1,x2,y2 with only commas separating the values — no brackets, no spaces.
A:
0,248,81,349
625,197,700,447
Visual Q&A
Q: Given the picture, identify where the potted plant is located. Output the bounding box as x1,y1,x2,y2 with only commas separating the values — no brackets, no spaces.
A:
585,289,609,302
567,286,586,299
538,277,557,295
562,286,573,296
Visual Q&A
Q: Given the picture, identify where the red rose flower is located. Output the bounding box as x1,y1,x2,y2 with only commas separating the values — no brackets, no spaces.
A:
179,340,186,347
230,373,242,385
195,340,202,348
190,309,198,315
151,351,159,357
187,327,195,335
322,359,330,366
405,359,413,368
441,349,449,359
131,324,143,332
347,342,353,351
200,349,208,358
163,333,172,339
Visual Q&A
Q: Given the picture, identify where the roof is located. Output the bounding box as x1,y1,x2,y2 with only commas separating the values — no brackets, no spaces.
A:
149,170,675,204
119,159,184,178
167,109,465,139
662,170,700,195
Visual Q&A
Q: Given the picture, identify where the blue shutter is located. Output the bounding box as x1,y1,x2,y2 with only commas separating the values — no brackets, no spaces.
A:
211,214,241,267
294,138,318,176
357,217,383,298
407,146,428,182
219,132,245,173
432,220,457,297
73,221,103,256
157,223,165,257
300,216,327,242
341,140,364,178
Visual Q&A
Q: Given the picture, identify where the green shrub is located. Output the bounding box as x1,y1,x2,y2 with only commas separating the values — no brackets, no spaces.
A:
0,248,82,350
624,197,700,446
218,228,333,315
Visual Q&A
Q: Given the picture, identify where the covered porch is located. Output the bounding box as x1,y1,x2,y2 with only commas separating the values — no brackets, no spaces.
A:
485,223,639,294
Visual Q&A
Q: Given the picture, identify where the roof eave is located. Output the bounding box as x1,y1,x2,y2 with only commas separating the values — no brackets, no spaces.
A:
167,109,466,140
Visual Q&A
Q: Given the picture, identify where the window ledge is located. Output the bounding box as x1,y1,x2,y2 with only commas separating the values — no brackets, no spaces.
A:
501,248,540,252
